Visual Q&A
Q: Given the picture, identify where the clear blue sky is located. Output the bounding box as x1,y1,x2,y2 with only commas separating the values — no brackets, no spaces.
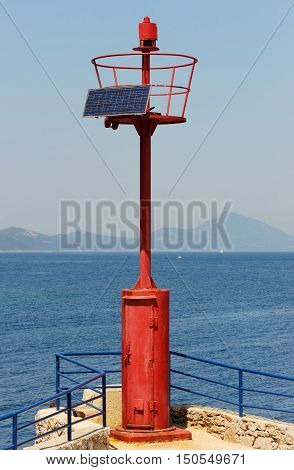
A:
0,0,293,234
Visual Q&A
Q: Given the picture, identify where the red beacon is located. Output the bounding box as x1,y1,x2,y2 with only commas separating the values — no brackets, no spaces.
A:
88,17,198,442
138,16,158,49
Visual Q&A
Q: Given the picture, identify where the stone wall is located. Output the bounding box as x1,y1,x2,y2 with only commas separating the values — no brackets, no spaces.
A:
25,426,109,450
27,395,294,450
171,404,294,450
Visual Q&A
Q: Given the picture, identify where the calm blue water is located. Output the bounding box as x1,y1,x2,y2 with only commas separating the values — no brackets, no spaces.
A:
0,252,294,447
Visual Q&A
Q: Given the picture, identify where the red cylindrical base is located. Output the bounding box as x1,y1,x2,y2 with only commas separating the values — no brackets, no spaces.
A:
110,426,192,443
120,288,170,431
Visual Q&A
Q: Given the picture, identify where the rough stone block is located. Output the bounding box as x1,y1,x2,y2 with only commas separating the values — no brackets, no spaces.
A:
239,434,255,447
254,436,273,450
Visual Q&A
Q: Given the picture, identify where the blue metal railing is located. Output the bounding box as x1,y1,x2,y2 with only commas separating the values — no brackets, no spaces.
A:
57,351,294,421
170,351,294,419
56,351,121,397
0,367,107,450
55,352,112,426
1,349,294,449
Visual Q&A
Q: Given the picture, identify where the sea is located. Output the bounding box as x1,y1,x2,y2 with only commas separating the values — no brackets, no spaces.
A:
0,252,293,447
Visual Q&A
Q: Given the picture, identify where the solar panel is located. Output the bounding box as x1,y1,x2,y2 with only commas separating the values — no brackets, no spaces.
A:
83,85,151,117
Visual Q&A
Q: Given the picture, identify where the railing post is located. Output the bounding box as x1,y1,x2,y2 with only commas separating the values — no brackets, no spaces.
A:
12,414,17,450
102,374,107,428
56,355,60,411
238,370,244,417
67,392,72,441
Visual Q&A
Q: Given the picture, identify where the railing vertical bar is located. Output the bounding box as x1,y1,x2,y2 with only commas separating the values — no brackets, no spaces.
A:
166,67,175,116
12,414,17,450
67,393,72,441
102,374,107,428
94,65,103,88
56,355,60,411
113,67,118,87
239,370,244,417
181,62,196,117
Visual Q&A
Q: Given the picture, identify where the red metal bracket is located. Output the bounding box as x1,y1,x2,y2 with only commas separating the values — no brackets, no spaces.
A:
134,399,144,412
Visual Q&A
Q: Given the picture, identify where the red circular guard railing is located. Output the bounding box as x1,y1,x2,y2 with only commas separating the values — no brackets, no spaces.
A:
91,52,198,119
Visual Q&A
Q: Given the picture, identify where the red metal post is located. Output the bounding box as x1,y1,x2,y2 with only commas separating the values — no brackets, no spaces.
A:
137,125,152,288
135,51,154,289
142,53,150,88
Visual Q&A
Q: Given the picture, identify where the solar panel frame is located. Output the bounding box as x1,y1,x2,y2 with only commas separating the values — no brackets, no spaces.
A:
82,85,151,118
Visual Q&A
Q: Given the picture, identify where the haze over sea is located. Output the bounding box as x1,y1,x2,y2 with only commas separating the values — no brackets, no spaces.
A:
0,252,294,446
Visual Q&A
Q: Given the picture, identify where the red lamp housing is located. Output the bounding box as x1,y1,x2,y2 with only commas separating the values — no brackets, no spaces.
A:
137,16,158,51
139,16,158,40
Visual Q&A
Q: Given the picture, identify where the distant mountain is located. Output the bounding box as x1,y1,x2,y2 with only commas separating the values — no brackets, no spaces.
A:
152,213,294,251
0,228,128,252
1,213,294,251
214,212,294,251
0,227,59,251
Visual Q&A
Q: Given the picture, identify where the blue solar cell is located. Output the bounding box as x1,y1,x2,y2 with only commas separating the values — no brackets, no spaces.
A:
83,85,150,117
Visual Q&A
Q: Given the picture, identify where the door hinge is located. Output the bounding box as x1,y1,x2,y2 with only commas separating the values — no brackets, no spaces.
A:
123,343,131,365
149,401,158,412
149,317,158,329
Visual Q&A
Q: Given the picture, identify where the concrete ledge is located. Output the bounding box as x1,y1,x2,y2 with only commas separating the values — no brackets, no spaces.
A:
24,408,109,450
171,404,294,450
79,386,122,429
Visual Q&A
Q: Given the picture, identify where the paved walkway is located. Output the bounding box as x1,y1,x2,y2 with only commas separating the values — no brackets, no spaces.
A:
110,427,253,450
